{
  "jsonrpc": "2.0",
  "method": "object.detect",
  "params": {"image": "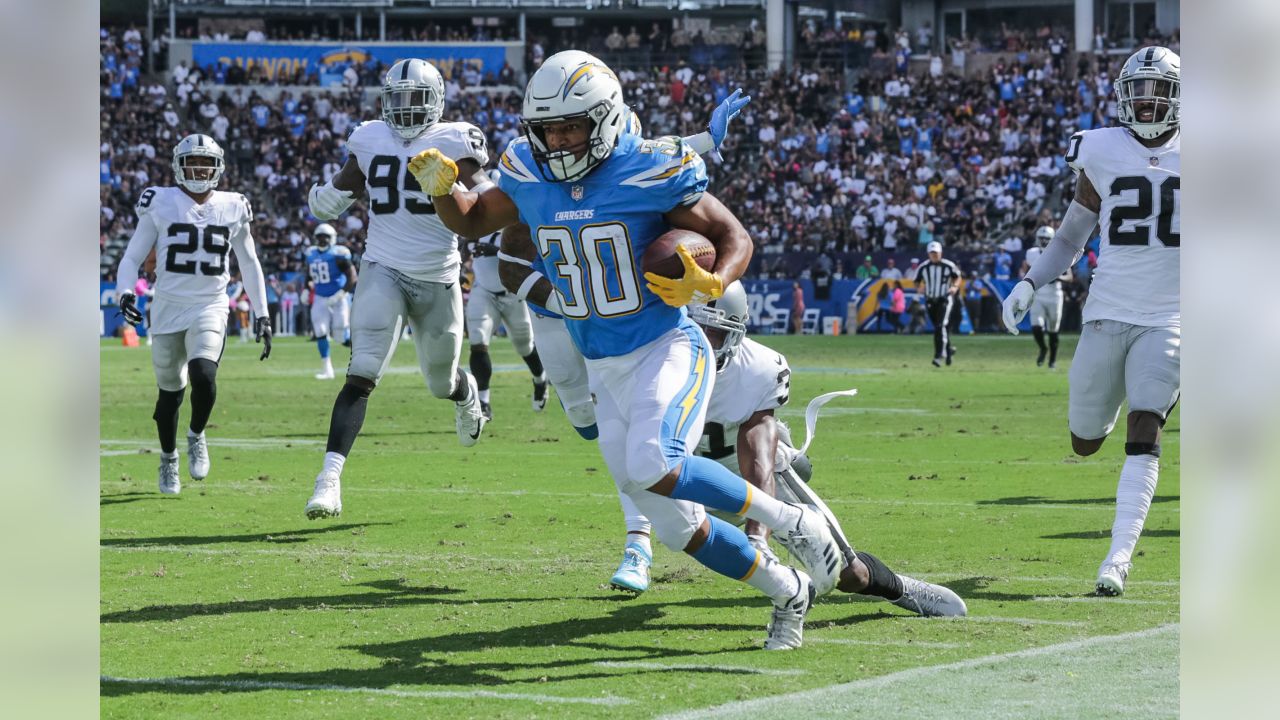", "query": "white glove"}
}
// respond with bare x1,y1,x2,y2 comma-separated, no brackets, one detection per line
1002,280,1035,336
308,182,355,221
325,289,348,308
